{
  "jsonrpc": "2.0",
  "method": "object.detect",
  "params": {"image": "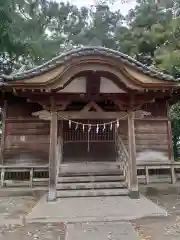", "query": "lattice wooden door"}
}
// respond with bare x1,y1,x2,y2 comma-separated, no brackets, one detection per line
63,119,116,162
